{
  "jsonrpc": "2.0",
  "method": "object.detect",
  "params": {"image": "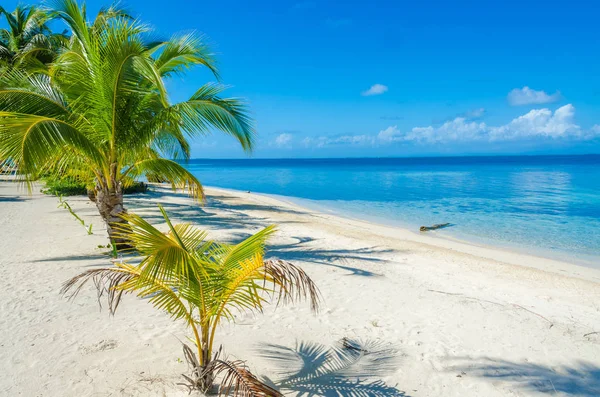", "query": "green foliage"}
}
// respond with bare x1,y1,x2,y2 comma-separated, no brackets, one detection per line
57,194,93,235
62,206,320,395
123,182,148,194
41,175,148,197
0,4,67,70
0,0,255,241
110,240,118,258
41,175,87,196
